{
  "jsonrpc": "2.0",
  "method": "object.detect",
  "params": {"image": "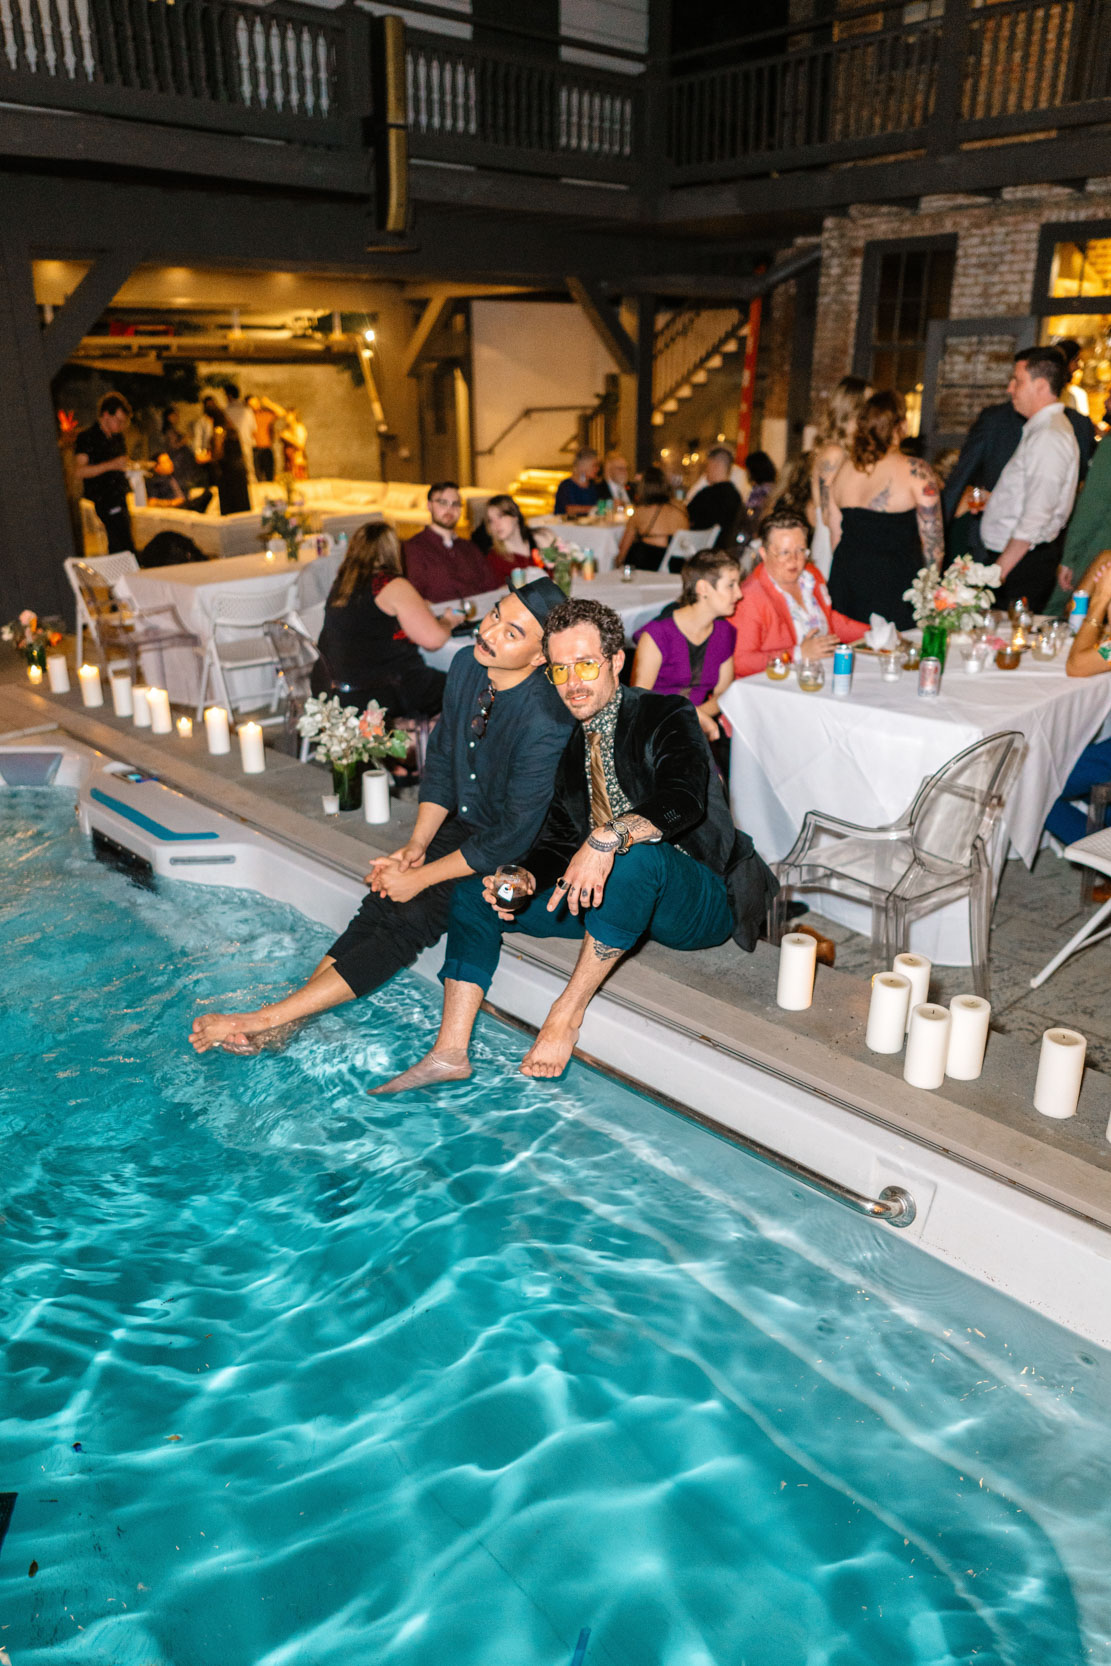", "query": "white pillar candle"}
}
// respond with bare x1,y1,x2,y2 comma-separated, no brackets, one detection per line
321,792,340,816
27,663,43,685
146,687,172,734
238,721,265,773
903,1002,951,1090
1034,1027,1086,1120
893,953,931,1033
946,995,992,1080
176,715,193,740
46,654,70,693
109,672,133,717
776,932,817,1010
362,767,391,825
204,705,230,754
865,972,911,1053
132,686,151,727
77,663,103,708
